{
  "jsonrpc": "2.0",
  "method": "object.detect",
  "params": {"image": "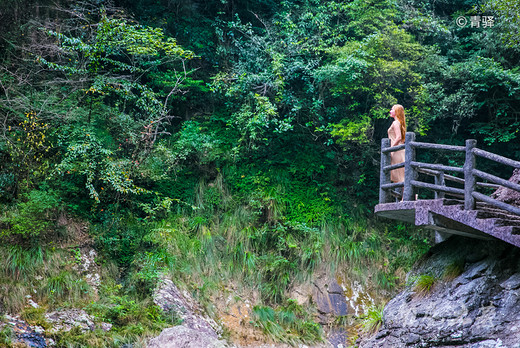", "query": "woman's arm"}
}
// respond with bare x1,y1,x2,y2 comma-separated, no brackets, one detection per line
391,121,402,147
